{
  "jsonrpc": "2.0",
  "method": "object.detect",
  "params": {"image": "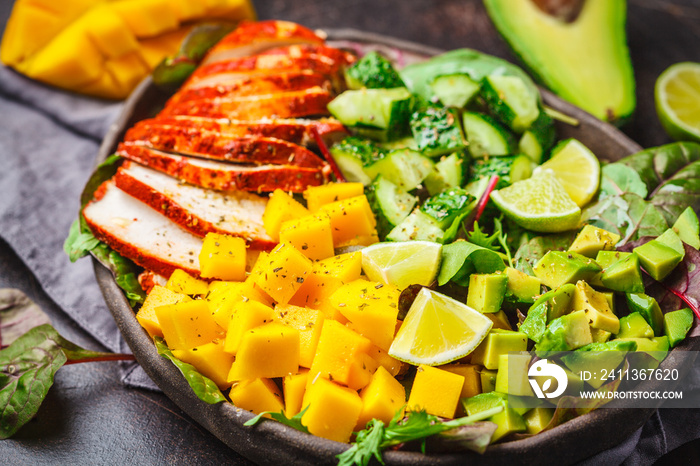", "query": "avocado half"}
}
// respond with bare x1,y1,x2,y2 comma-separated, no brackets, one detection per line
484,0,636,125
